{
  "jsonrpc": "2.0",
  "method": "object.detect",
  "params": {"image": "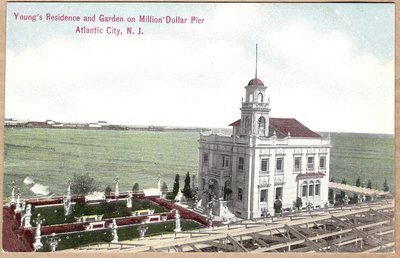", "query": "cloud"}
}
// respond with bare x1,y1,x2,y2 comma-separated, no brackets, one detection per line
5,5,394,134
263,20,394,134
